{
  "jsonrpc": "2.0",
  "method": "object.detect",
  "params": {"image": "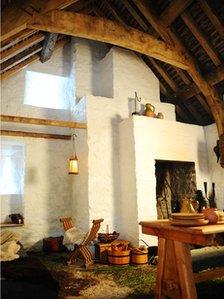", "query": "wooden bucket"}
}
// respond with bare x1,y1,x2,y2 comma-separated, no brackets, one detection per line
108,250,130,265
131,251,148,266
